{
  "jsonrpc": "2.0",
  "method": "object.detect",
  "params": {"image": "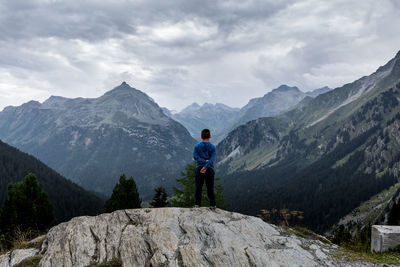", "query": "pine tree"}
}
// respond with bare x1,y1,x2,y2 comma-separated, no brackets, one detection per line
0,173,53,243
150,186,169,208
104,174,141,212
170,162,229,209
